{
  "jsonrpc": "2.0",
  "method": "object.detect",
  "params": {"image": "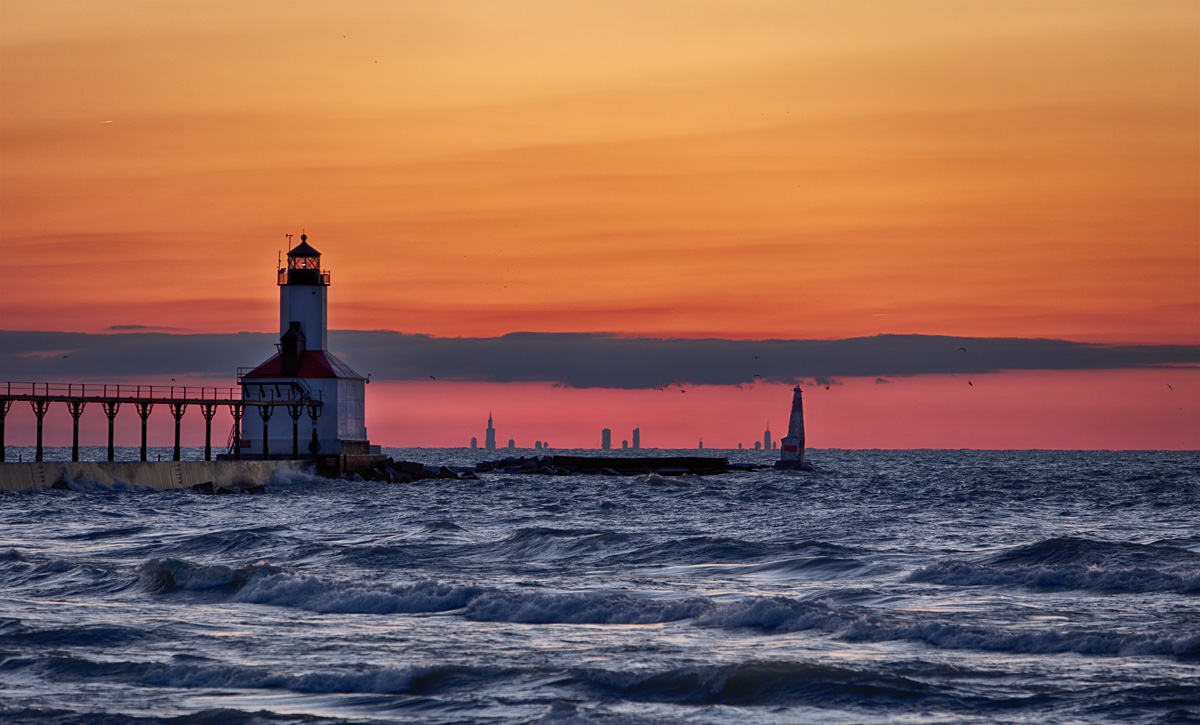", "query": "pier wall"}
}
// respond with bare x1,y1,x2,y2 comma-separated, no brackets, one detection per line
0,460,307,492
